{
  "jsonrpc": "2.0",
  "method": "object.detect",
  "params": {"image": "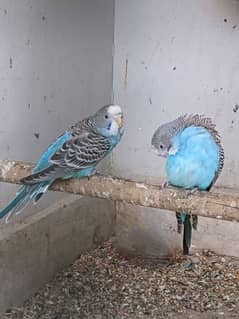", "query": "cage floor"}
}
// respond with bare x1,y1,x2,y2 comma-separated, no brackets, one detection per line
3,241,239,319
